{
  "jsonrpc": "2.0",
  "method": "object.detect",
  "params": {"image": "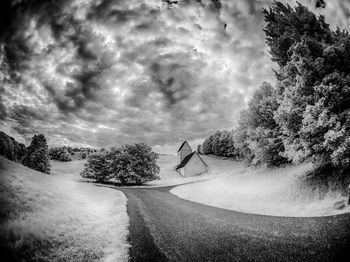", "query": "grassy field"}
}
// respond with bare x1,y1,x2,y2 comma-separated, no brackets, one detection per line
171,155,350,217
0,157,129,262
3,153,347,261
